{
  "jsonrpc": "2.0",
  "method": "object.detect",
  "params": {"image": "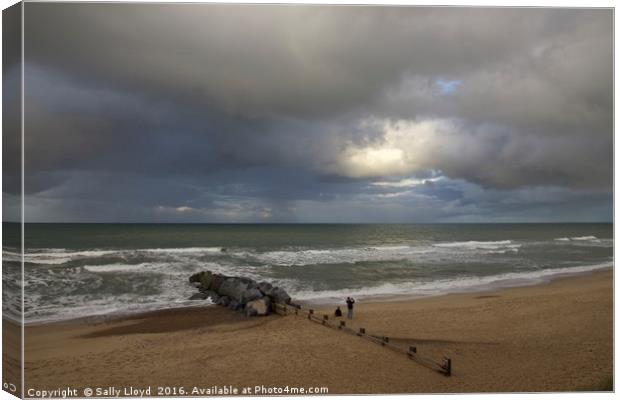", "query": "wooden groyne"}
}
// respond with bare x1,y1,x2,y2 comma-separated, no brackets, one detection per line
272,302,452,376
